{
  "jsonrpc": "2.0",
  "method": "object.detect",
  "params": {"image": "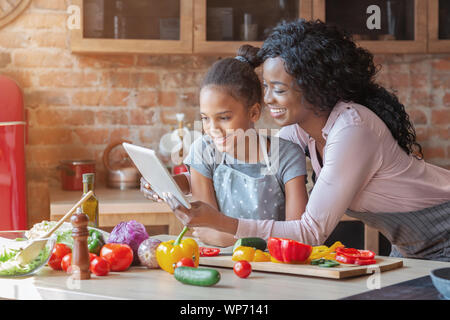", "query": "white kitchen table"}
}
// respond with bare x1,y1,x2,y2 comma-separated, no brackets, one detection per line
0,235,448,300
